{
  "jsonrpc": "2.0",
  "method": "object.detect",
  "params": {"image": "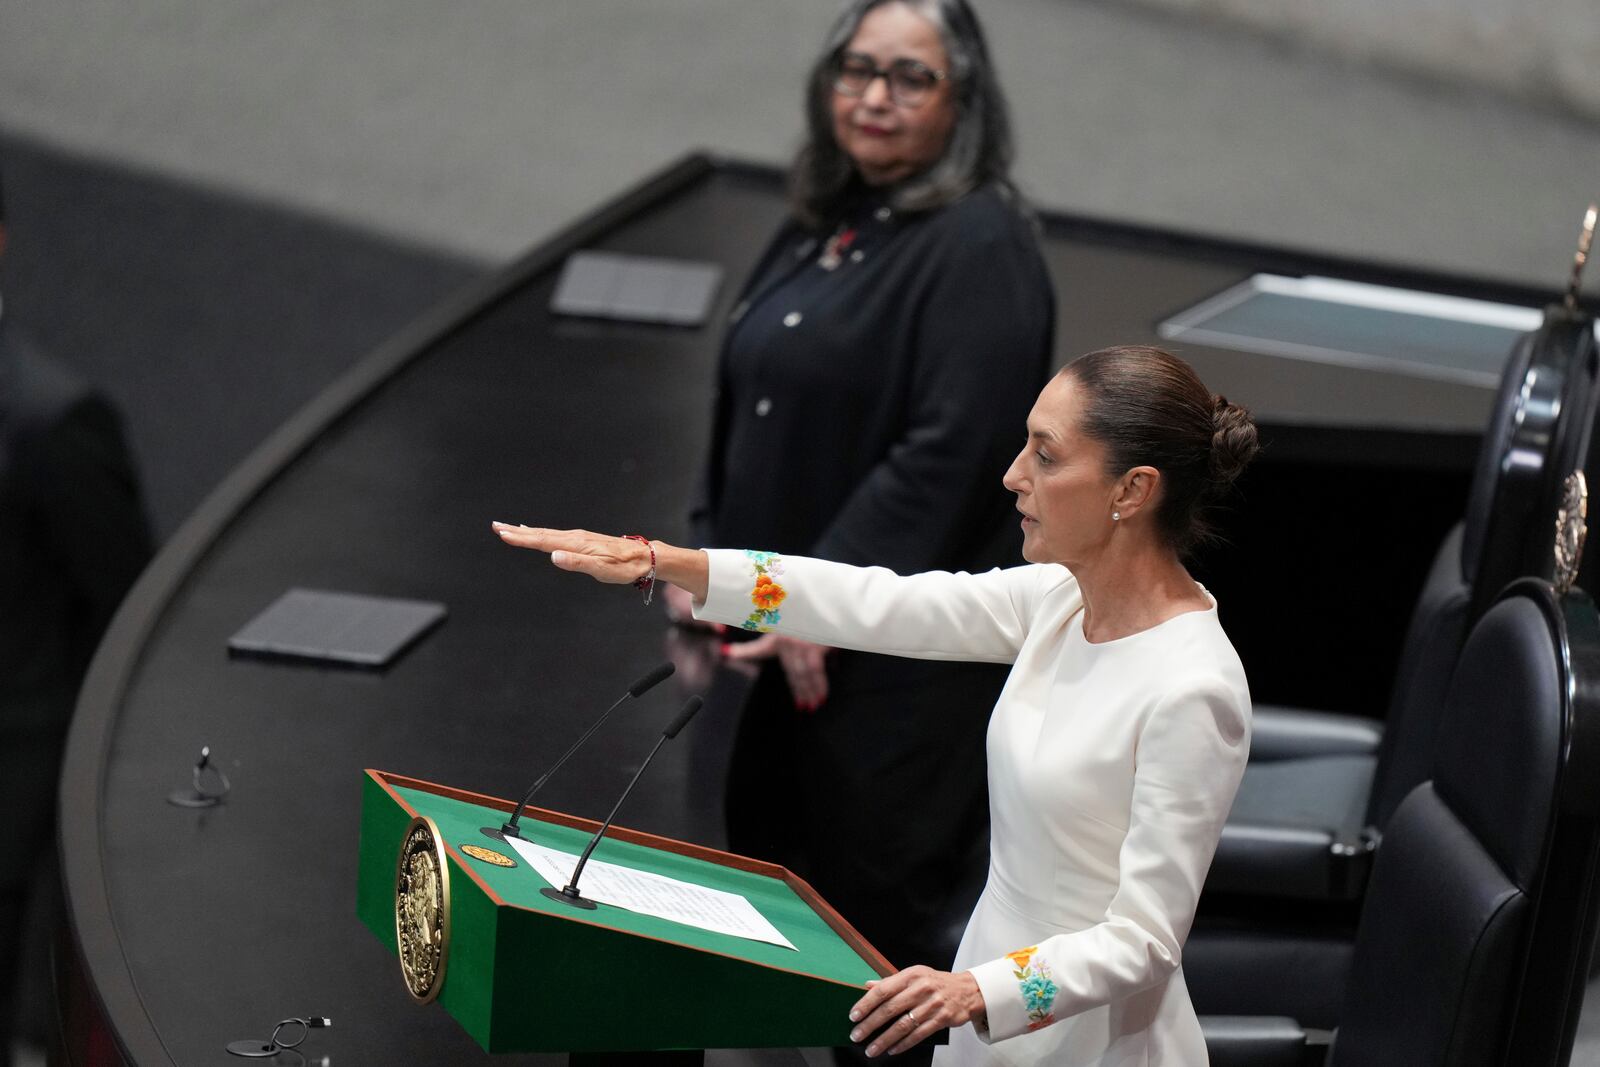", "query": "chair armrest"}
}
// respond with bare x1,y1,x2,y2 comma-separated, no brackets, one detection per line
1210,821,1377,901
1202,1016,1329,1067
1251,706,1383,761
